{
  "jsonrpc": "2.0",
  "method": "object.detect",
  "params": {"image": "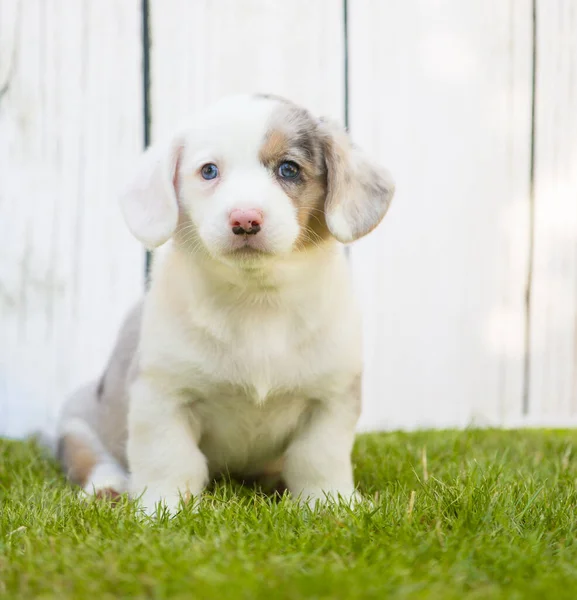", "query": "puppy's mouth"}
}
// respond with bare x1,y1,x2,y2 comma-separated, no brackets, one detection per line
224,234,273,256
